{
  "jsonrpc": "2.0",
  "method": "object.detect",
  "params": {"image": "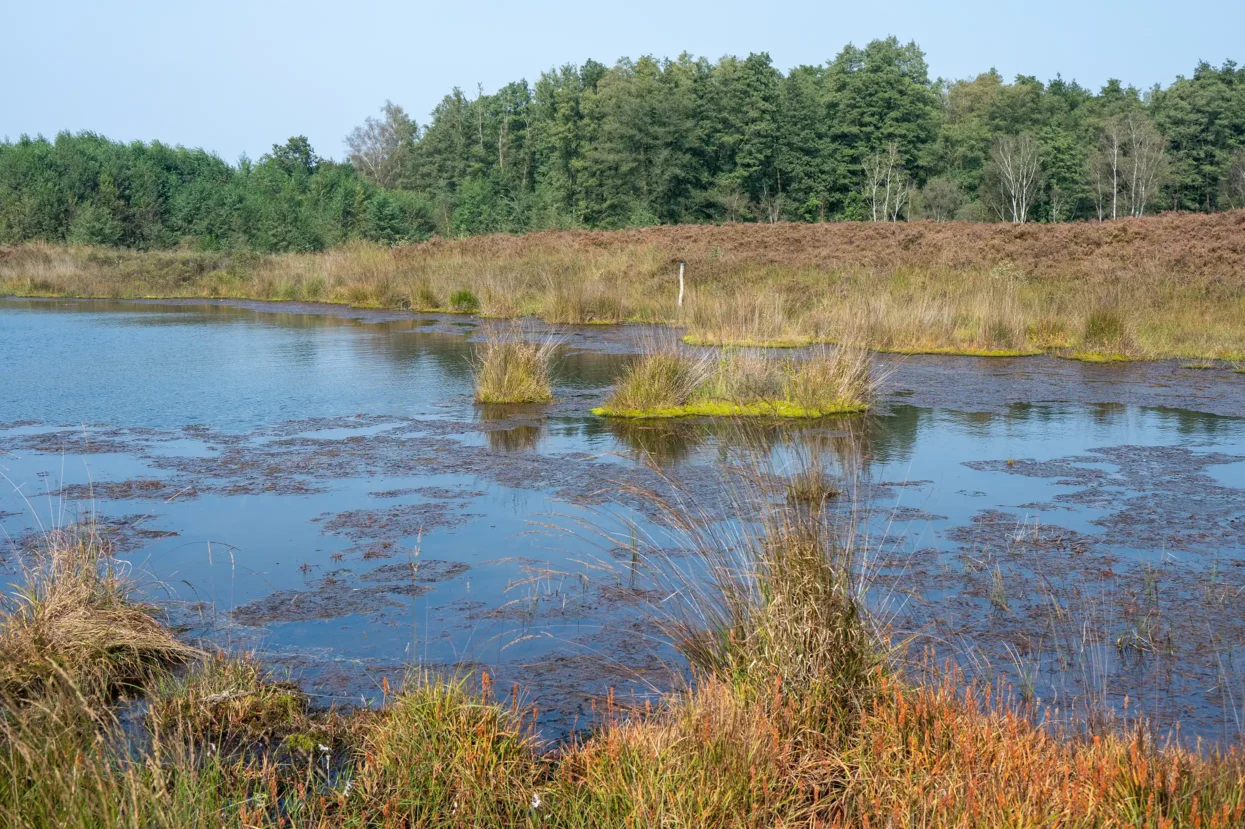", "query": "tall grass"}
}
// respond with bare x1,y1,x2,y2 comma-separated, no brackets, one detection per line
5,211,1245,359
2,499,1245,826
472,331,557,404
596,345,877,418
